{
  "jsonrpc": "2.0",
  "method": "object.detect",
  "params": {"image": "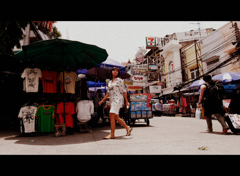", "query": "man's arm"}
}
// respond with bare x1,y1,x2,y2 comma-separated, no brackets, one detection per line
197,84,206,108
